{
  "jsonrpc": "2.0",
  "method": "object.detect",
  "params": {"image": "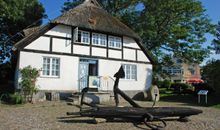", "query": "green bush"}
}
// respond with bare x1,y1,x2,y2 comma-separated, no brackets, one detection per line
171,83,192,94
202,60,220,93
9,93,24,104
162,80,172,89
